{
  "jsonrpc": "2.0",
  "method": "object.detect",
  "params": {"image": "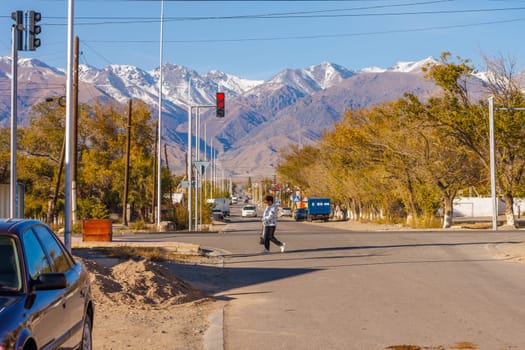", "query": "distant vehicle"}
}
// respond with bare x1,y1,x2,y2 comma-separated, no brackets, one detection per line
206,198,230,217
0,219,94,350
294,208,308,221
231,197,238,204
307,198,331,222
241,205,257,217
279,207,292,217
211,209,224,221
